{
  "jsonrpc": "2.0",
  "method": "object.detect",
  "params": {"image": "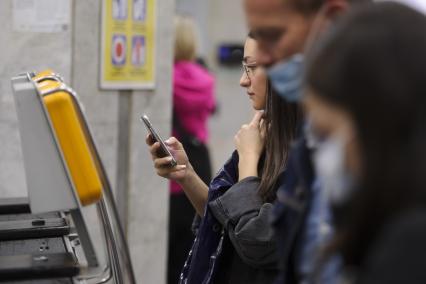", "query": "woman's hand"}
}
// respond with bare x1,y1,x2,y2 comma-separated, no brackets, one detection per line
234,111,265,180
146,135,209,216
146,135,192,183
